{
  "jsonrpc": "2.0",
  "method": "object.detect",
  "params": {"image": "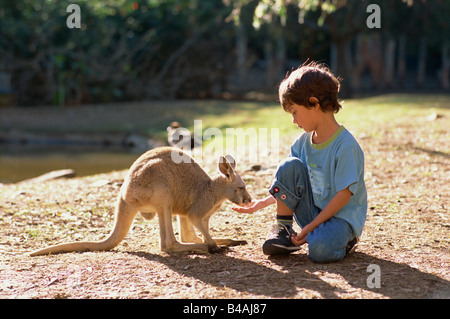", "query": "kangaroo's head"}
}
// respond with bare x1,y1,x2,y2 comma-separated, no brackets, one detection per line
218,155,252,206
